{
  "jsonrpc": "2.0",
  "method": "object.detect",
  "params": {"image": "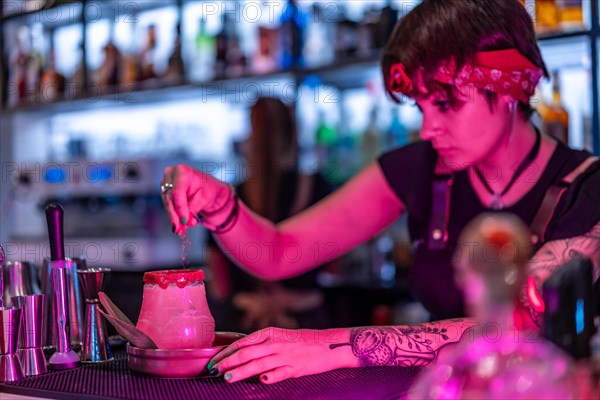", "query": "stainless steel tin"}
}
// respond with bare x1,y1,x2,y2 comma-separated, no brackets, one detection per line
127,332,245,378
